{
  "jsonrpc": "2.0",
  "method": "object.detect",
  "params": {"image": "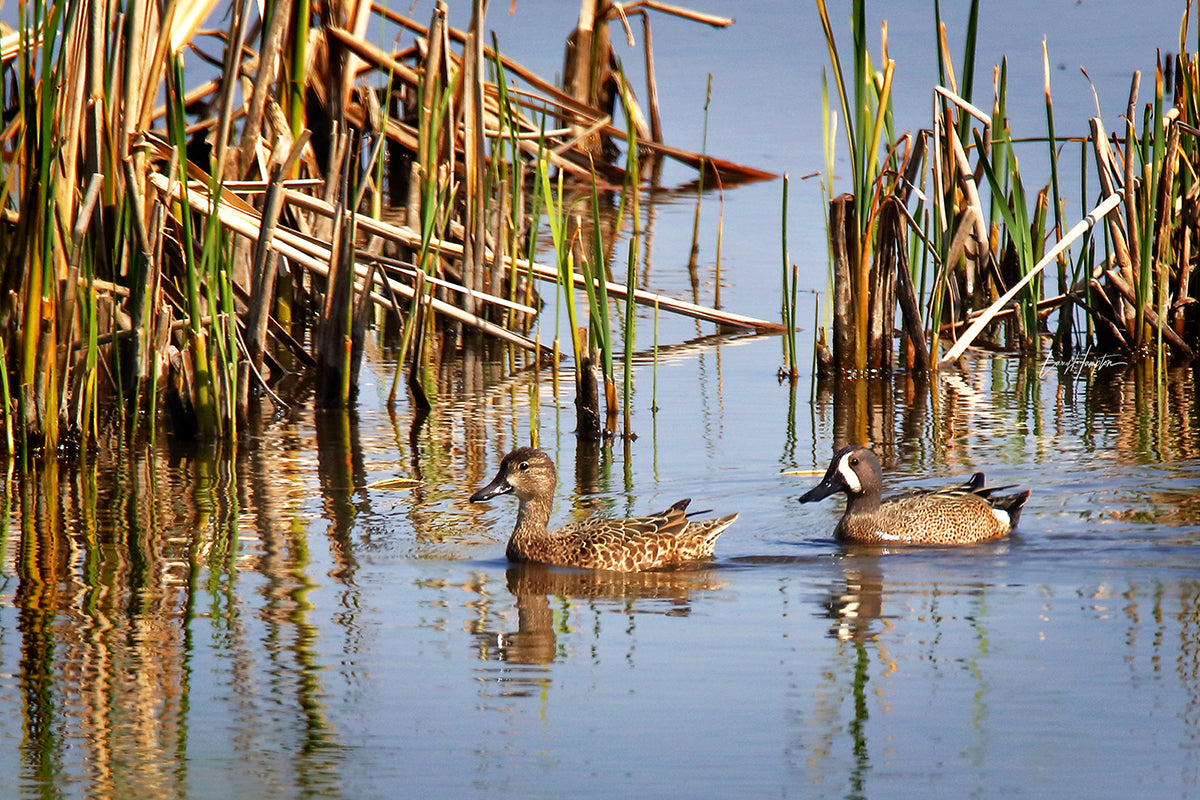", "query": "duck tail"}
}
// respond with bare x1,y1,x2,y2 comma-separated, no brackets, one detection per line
683,512,739,554
706,512,740,543
992,489,1031,528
